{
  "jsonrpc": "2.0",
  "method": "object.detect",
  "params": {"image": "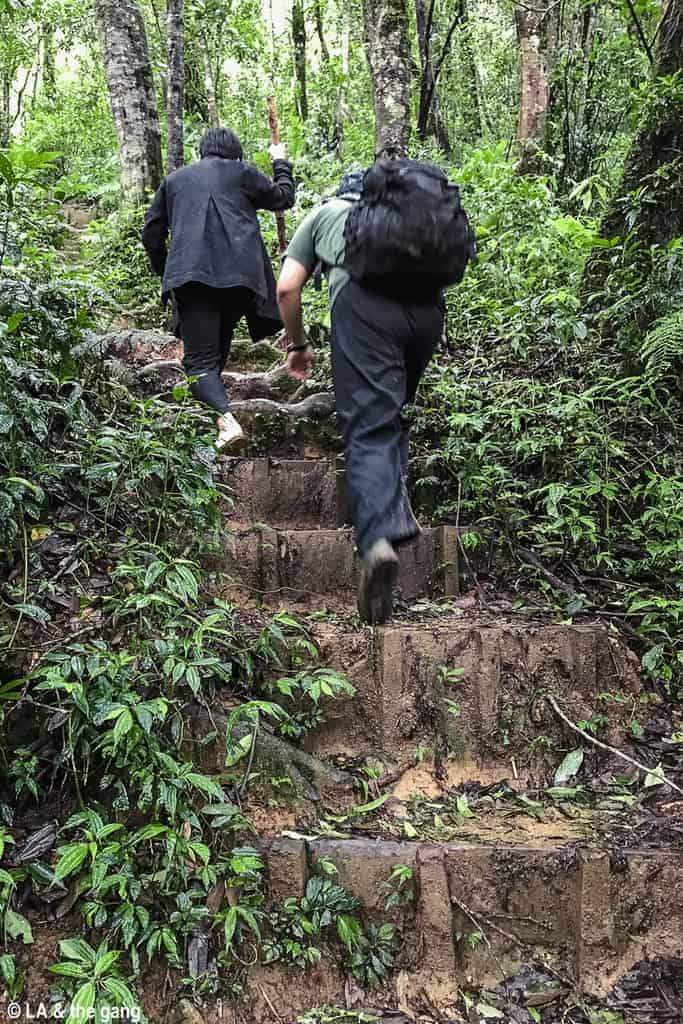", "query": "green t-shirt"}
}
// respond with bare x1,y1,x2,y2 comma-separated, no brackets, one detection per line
285,198,352,308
